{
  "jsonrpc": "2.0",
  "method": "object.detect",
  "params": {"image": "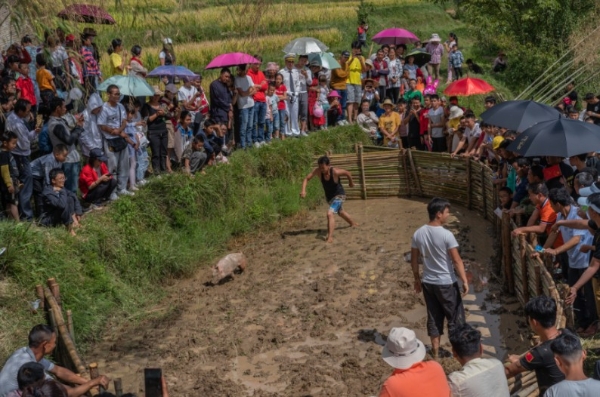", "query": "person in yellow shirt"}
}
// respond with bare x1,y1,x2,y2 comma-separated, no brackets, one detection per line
378,98,401,148
346,41,367,123
108,38,128,77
